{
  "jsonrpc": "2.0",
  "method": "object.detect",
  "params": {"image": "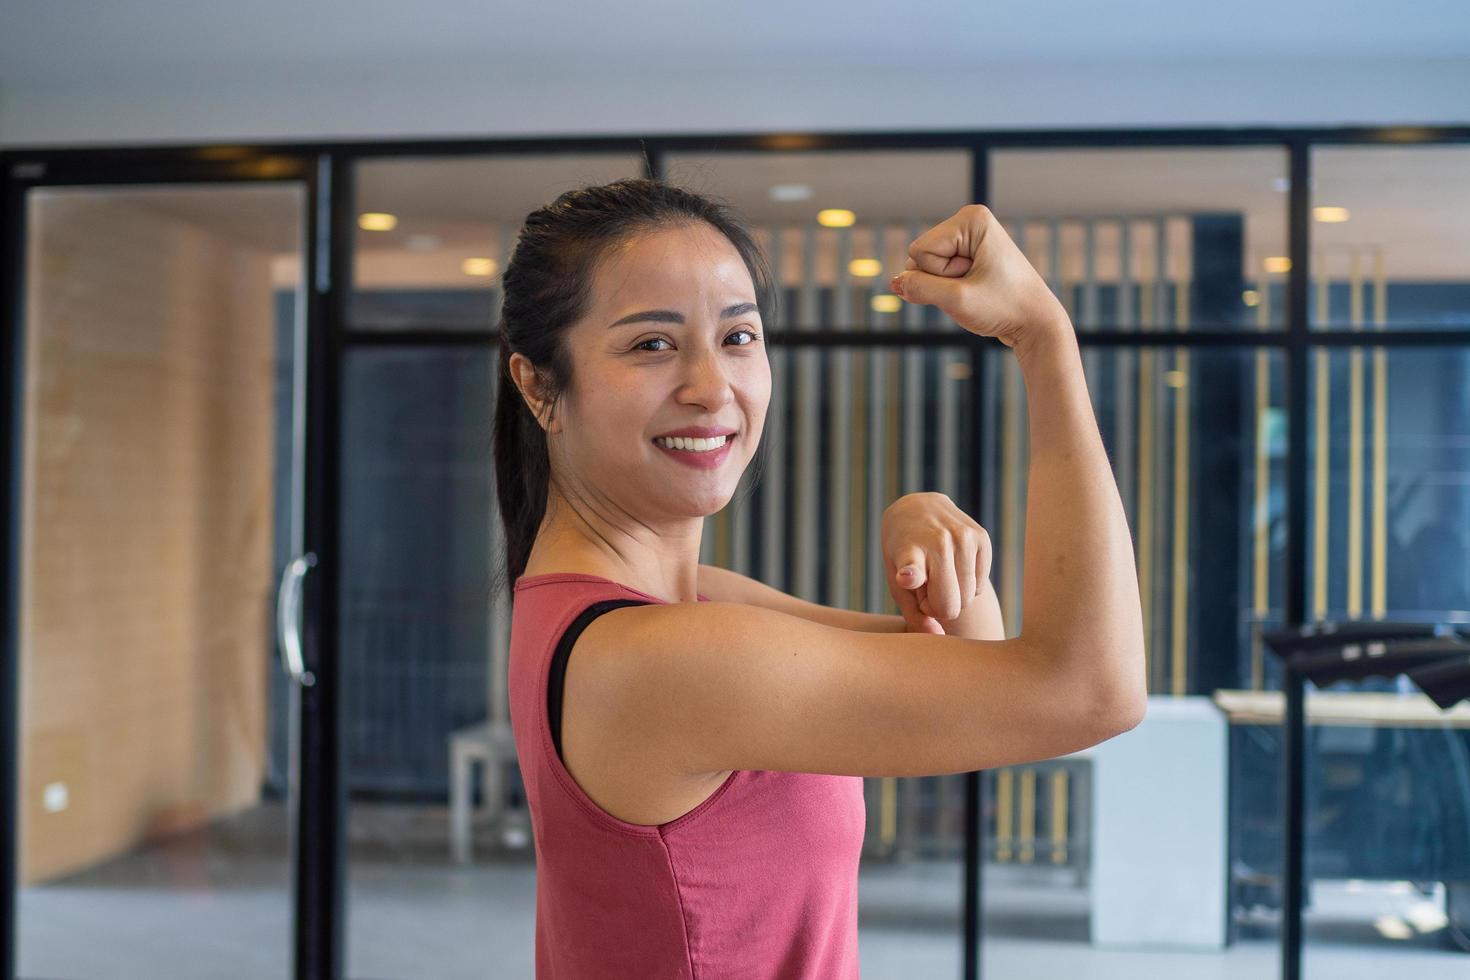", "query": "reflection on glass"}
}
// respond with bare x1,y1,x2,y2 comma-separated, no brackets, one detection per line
351,154,644,330
1311,146,1470,331
991,148,1289,331
17,184,305,978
